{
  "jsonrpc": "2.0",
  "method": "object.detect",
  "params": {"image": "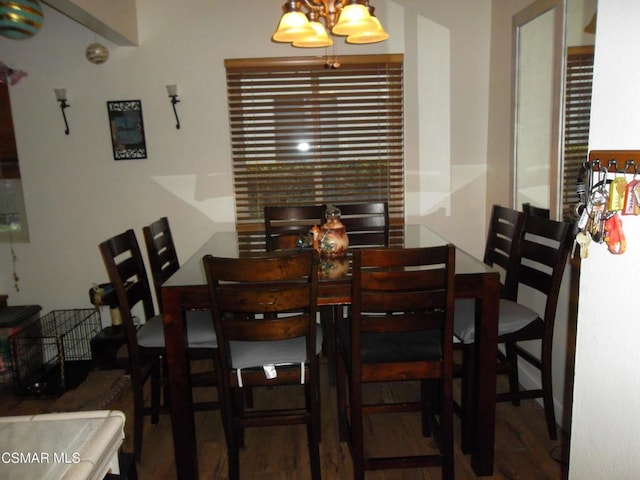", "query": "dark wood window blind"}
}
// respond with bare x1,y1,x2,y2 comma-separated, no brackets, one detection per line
562,46,594,221
225,54,404,252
